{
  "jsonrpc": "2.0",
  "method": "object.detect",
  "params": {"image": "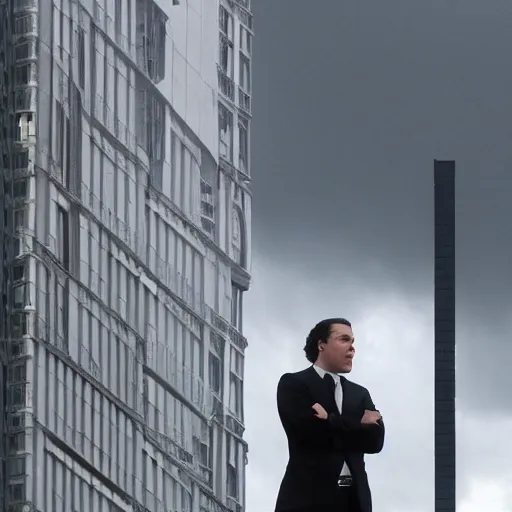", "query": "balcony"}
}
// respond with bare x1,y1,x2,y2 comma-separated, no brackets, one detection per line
238,155,249,178
14,113,36,145
234,0,250,10
14,40,37,63
237,8,253,30
200,492,231,512
218,67,235,101
13,87,36,113
238,87,251,116
13,13,38,40
13,0,37,13
227,497,243,512
226,412,245,438
206,307,248,351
